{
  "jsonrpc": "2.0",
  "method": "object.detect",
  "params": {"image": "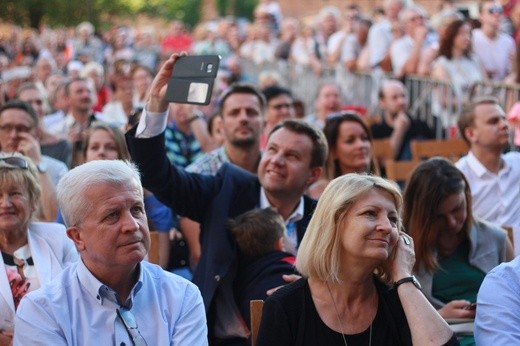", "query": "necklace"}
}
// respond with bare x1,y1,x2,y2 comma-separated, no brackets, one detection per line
326,282,372,346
